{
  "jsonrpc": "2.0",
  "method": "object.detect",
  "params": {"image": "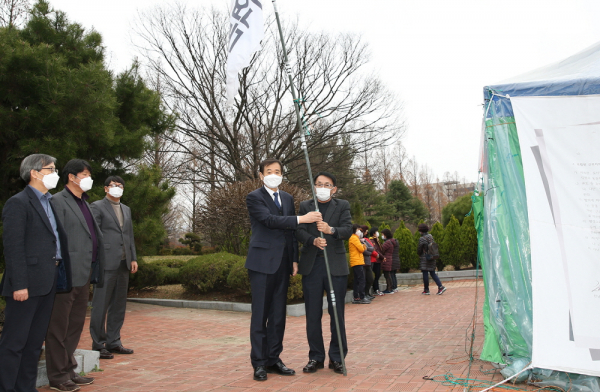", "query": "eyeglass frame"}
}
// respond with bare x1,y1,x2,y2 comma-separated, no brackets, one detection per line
39,167,58,174
314,183,335,189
